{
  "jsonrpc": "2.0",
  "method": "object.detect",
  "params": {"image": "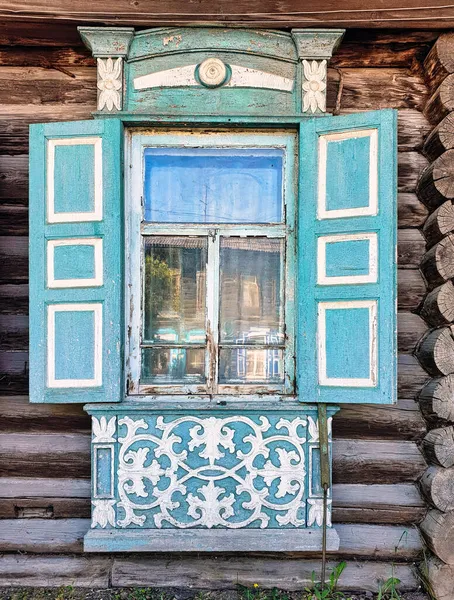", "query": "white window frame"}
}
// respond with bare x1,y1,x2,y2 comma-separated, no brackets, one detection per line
126,129,296,398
